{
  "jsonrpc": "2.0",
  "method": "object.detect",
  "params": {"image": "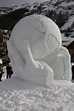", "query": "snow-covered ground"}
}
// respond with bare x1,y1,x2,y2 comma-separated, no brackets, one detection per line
0,77,74,111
